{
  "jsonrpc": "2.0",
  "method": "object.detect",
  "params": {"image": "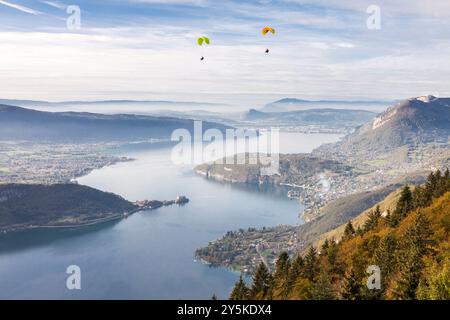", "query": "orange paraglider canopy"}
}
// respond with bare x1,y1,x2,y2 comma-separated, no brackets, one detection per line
262,26,275,35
